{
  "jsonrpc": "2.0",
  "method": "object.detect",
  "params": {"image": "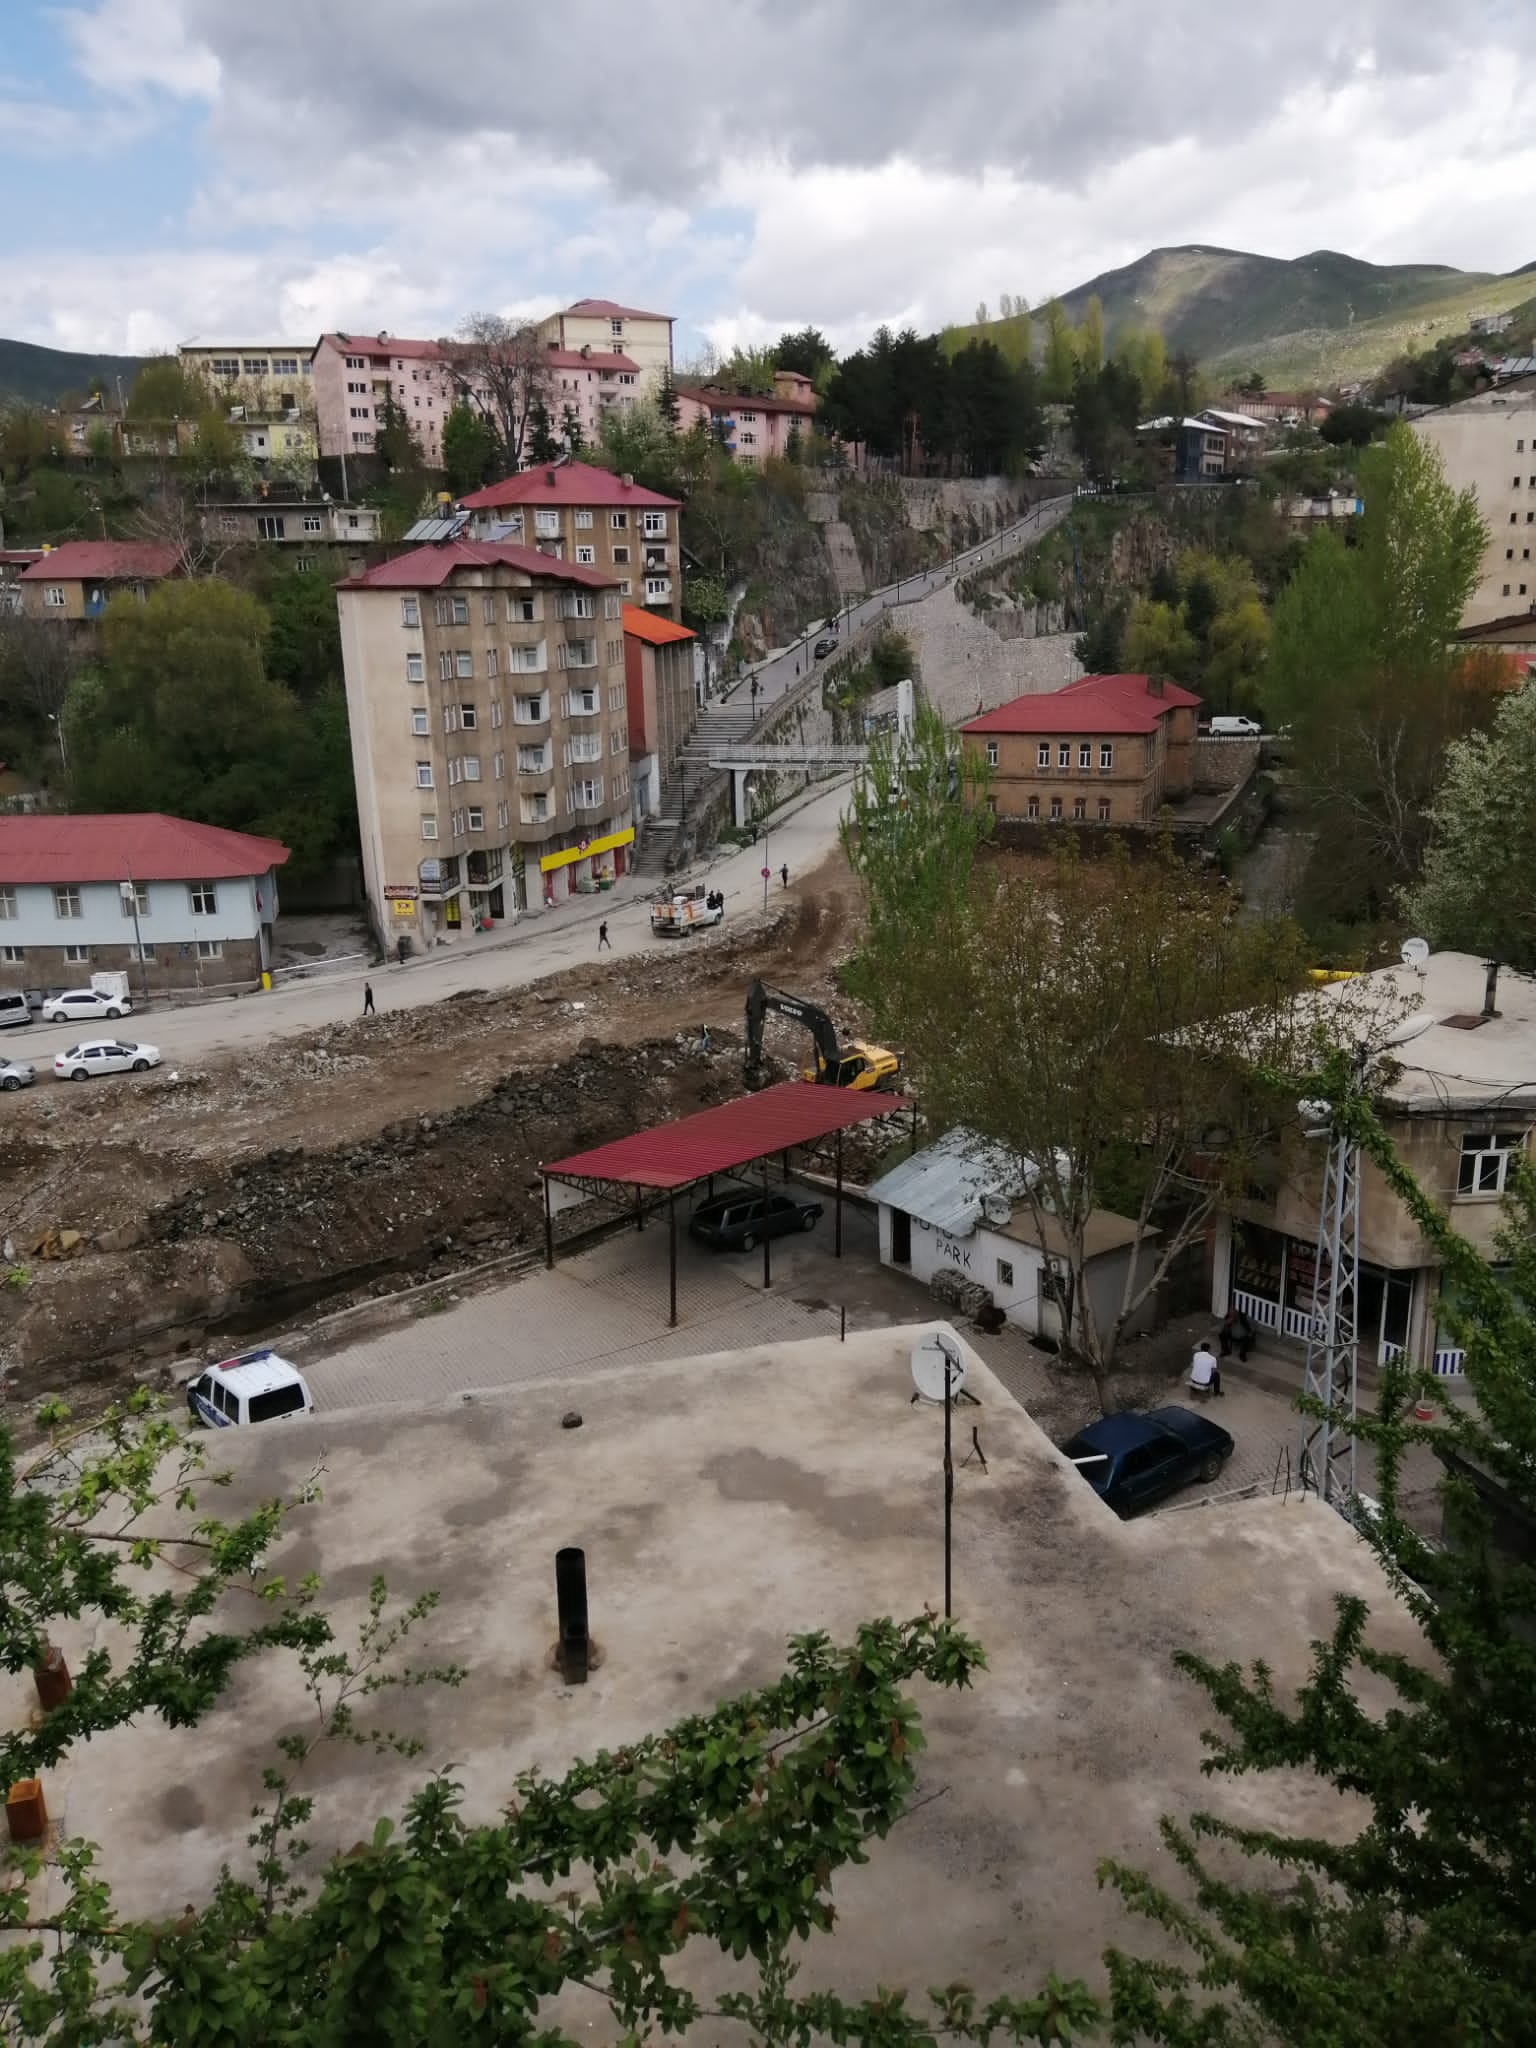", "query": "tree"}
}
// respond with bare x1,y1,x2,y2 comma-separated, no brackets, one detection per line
714,343,779,394
1403,680,1536,972
1069,359,1141,482
772,326,835,380
1267,423,1493,916
1103,1075,1536,2042
655,365,682,431
1320,400,1388,447
1121,597,1199,684
1040,300,1078,402
265,566,344,696
373,394,426,477
1076,295,1105,373
595,399,680,496
126,356,200,420
843,725,1320,1407
1234,369,1266,396
440,400,496,494
1073,595,1128,673
455,312,553,471
784,419,803,463
560,402,584,455
524,395,560,467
